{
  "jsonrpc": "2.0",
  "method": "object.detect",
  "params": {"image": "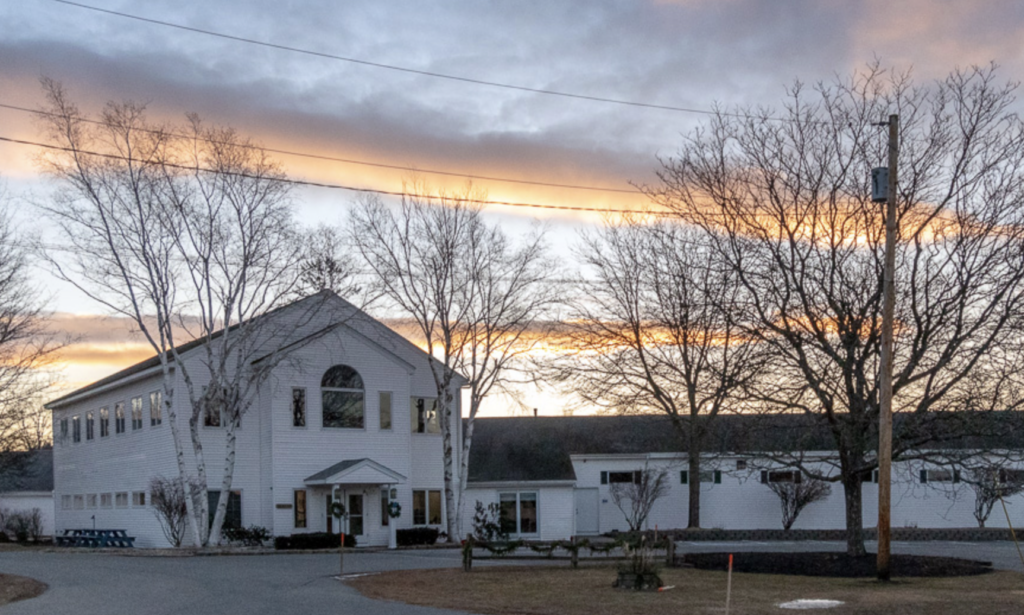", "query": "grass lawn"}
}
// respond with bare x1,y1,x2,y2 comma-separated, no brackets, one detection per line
0,573,46,606
348,565,1024,615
